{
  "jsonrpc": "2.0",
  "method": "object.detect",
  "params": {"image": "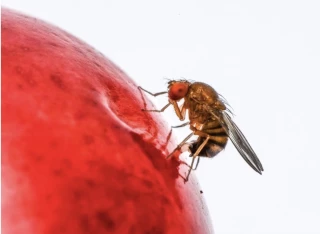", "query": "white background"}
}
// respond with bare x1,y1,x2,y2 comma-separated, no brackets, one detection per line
2,1,320,233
